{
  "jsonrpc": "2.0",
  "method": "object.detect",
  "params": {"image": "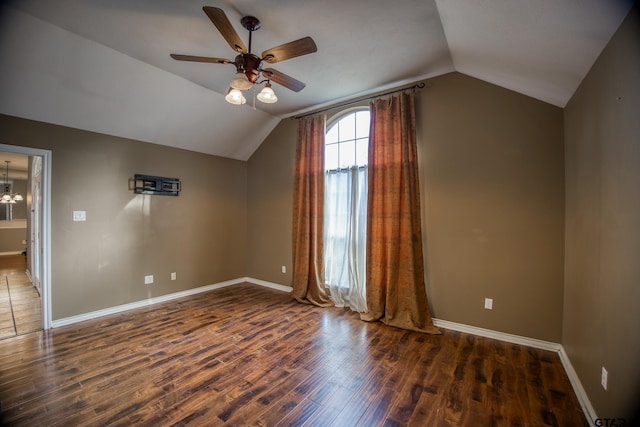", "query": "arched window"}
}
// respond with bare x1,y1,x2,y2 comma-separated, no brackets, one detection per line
324,109,370,312
325,109,370,170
